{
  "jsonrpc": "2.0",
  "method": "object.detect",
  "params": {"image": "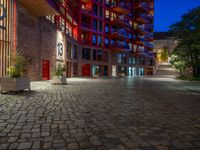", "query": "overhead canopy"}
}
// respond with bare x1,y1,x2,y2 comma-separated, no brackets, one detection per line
18,0,59,16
